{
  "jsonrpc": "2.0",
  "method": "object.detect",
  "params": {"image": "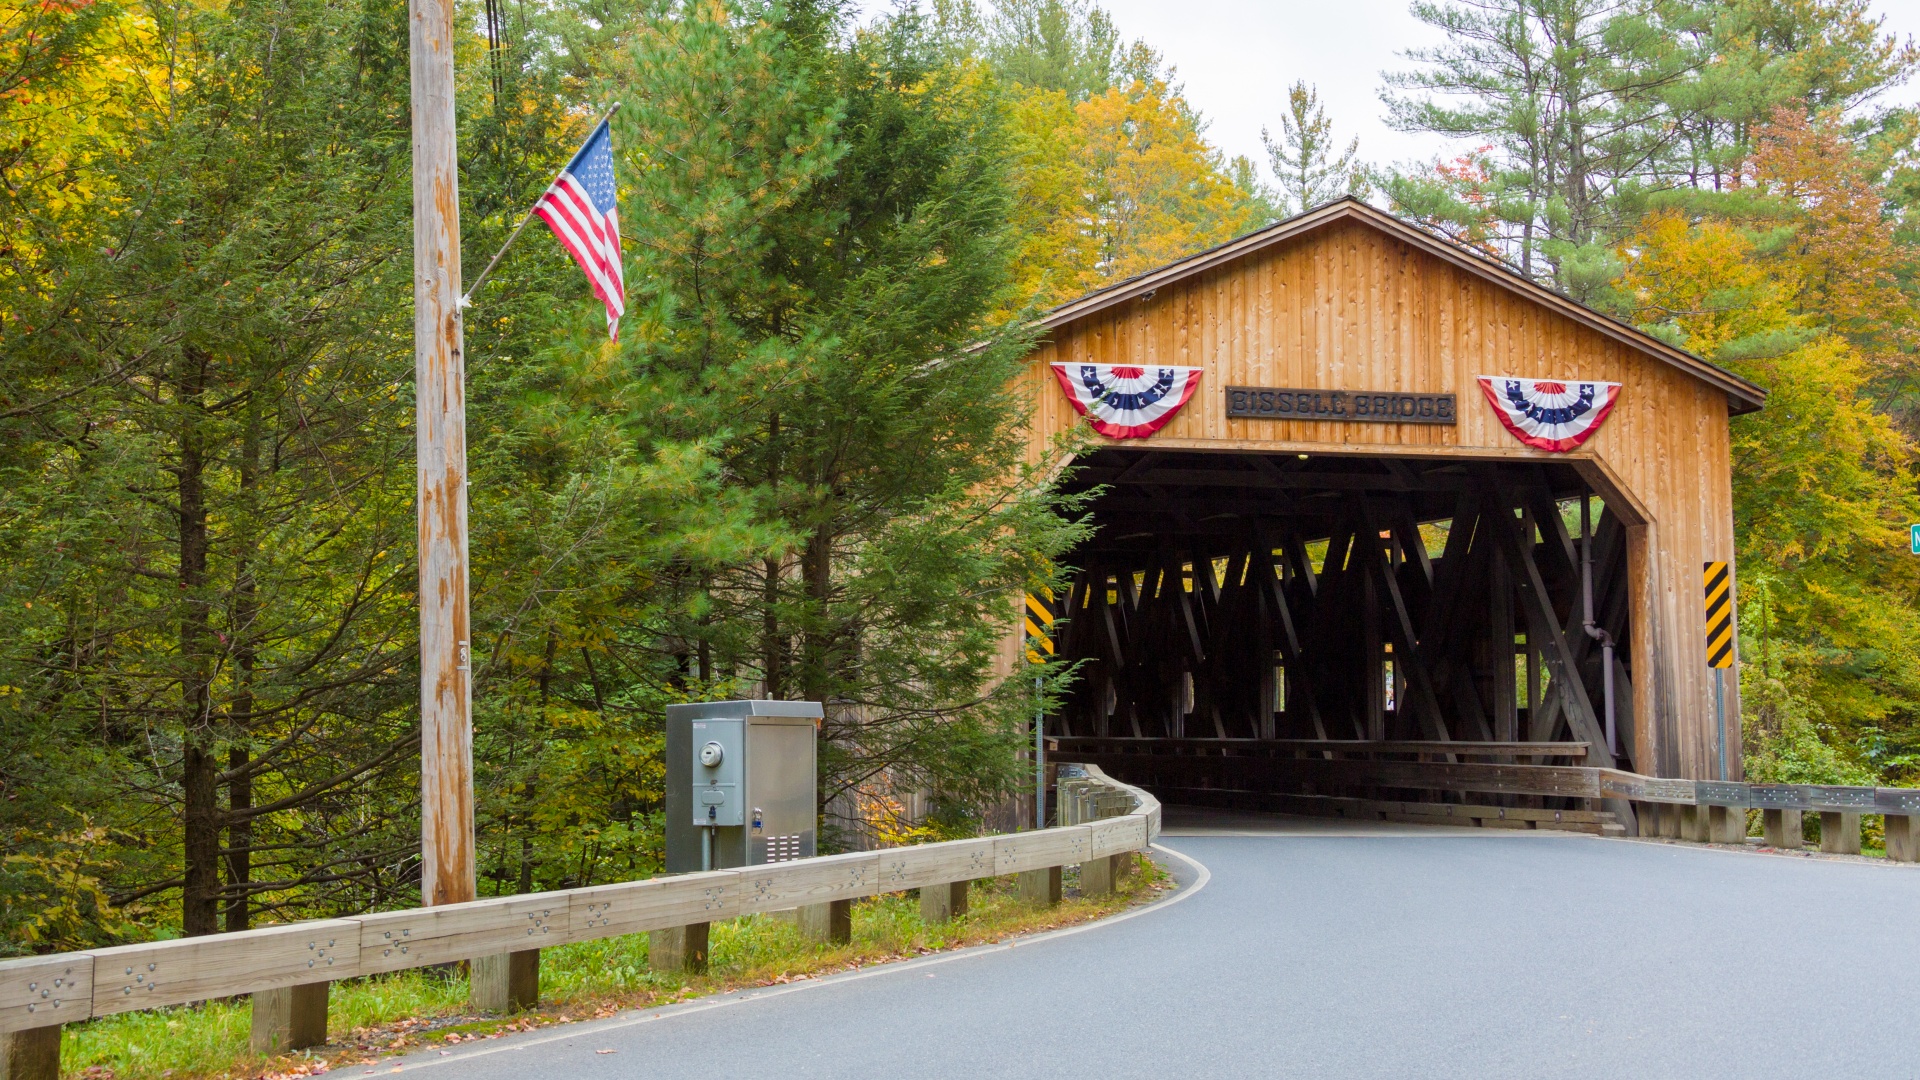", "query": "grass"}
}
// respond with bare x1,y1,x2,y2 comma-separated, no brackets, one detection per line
62,857,1169,1080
